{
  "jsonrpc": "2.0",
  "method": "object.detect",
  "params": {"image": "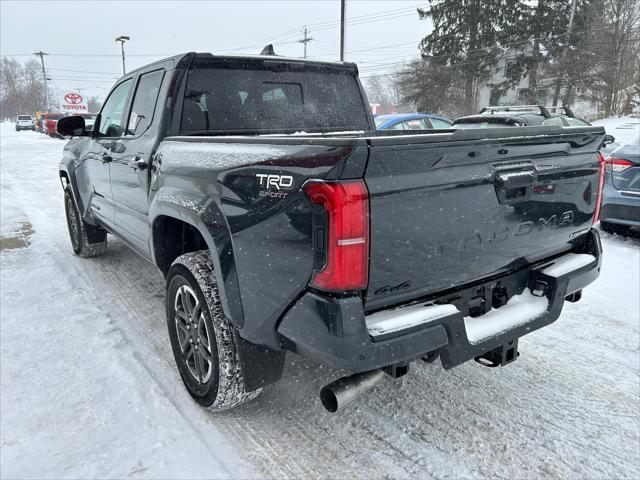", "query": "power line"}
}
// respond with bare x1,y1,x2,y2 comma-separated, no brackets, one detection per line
315,11,419,33
305,4,425,30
